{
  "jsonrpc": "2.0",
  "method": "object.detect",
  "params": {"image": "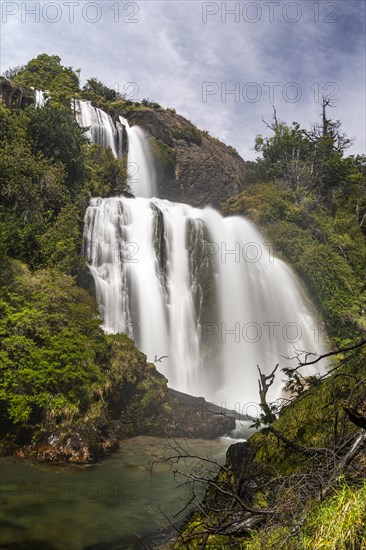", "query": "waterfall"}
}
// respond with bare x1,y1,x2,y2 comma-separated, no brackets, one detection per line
35,97,123,157
35,90,48,108
119,116,157,198
81,101,326,410
84,196,326,409
72,99,121,158
69,101,156,197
